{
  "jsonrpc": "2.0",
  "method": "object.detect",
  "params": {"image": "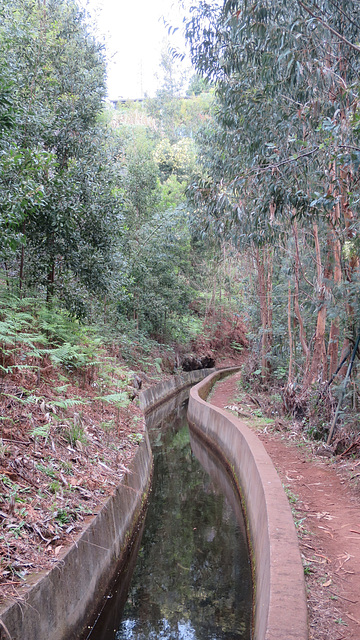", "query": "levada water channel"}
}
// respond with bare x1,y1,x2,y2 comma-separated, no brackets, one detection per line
85,390,253,640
